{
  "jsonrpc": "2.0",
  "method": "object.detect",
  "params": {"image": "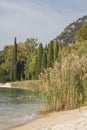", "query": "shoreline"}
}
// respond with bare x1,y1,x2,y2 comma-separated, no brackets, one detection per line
0,83,27,89
7,114,41,130
9,107,87,130
0,83,12,88
0,84,87,129
9,117,41,130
